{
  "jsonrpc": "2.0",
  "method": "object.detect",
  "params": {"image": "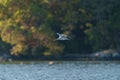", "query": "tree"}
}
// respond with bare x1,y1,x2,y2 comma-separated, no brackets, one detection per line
0,0,120,59
0,0,64,56
84,0,120,51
